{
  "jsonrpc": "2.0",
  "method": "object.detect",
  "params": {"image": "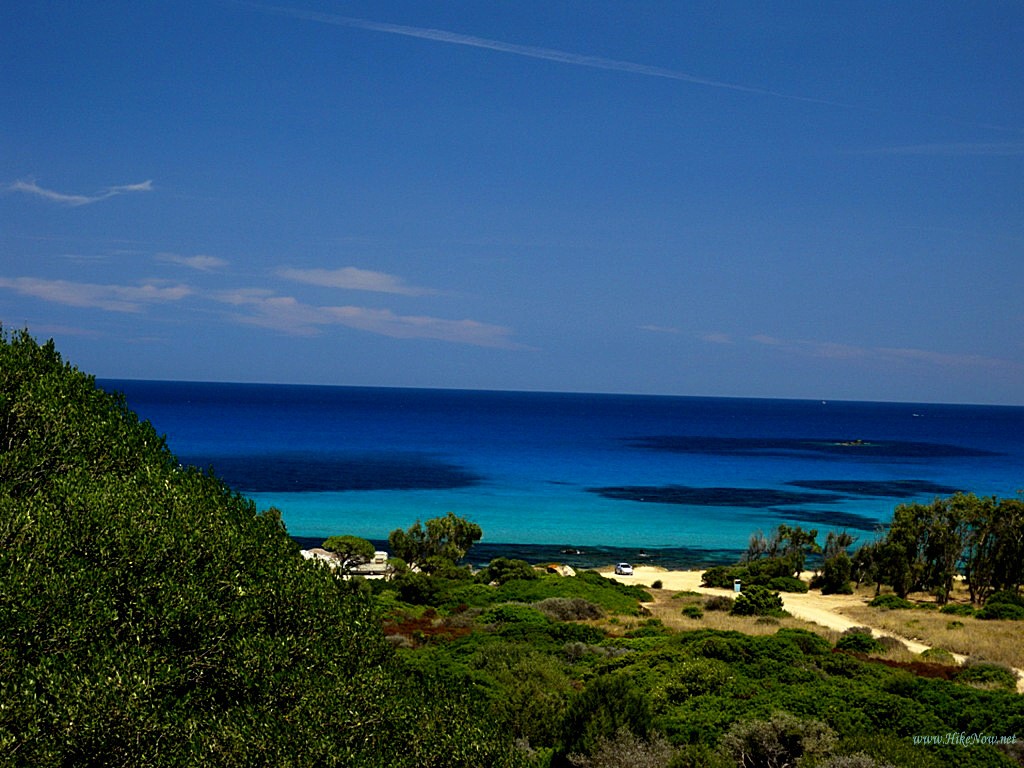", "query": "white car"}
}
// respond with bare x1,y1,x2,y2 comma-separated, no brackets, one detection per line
614,562,634,575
